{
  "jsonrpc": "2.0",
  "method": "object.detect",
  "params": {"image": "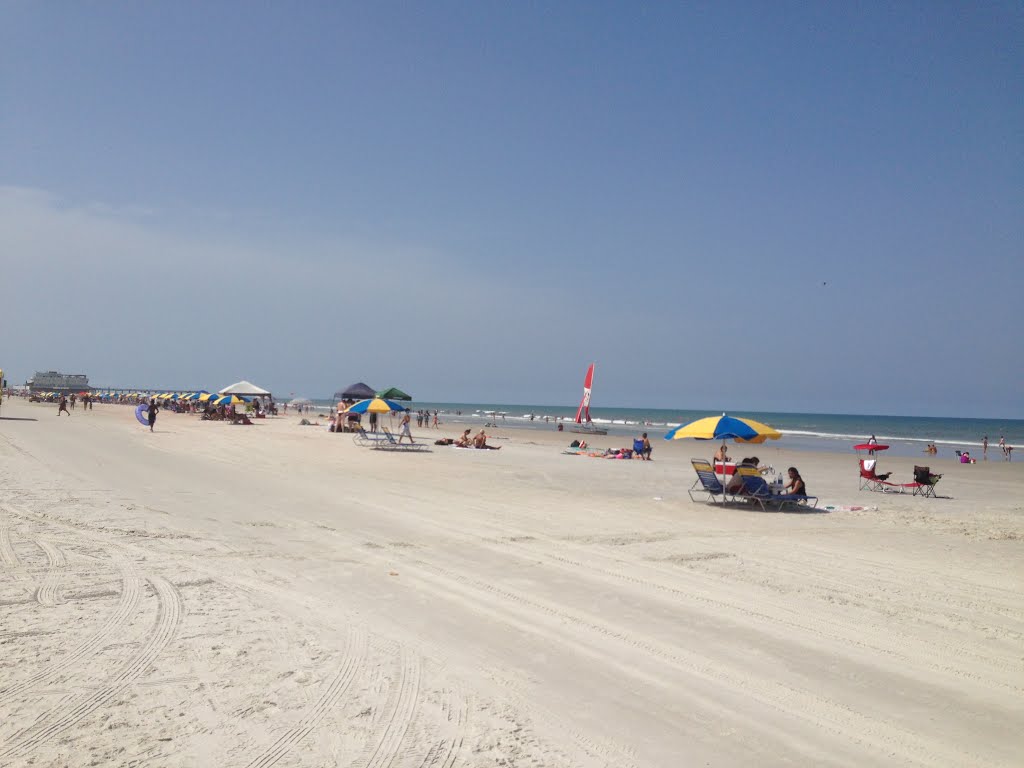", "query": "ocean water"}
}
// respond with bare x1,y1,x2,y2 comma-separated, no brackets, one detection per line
302,400,1023,459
